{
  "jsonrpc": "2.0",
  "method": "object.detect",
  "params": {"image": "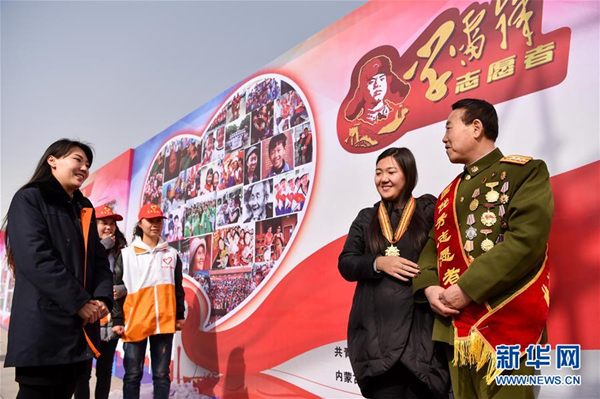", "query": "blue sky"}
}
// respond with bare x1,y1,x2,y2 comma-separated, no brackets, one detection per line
0,0,364,214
